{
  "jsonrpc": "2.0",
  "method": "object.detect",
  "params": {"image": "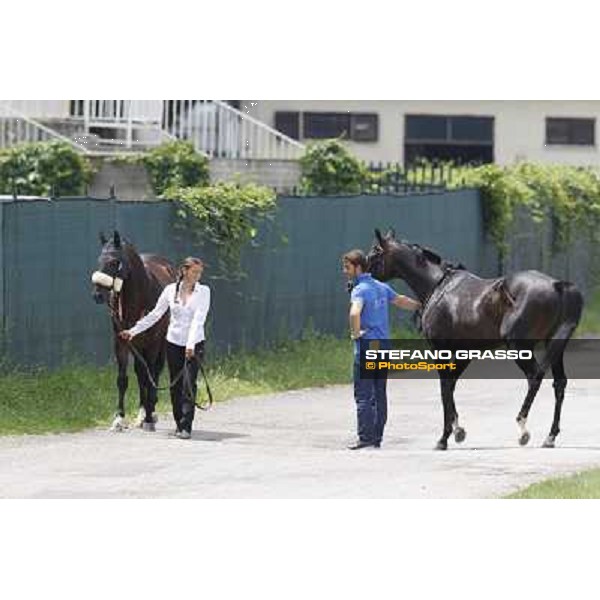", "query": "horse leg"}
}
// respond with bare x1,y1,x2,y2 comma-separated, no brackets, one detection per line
146,353,163,426
132,356,146,428
543,356,567,448
435,360,470,450
149,344,167,422
134,356,155,432
111,341,129,432
450,360,470,444
539,321,577,448
513,352,544,446
436,376,456,451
